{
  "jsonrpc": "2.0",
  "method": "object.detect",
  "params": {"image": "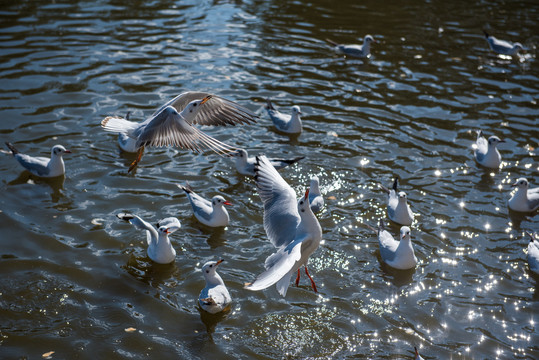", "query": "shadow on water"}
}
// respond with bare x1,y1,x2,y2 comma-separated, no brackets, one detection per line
7,171,66,203
197,304,231,336
122,254,180,287
379,261,416,287
508,209,537,231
